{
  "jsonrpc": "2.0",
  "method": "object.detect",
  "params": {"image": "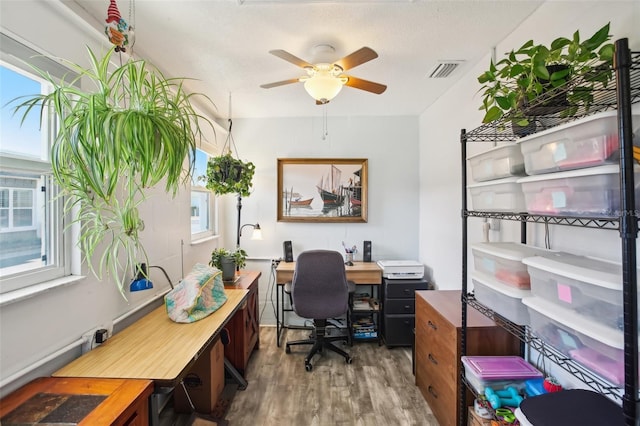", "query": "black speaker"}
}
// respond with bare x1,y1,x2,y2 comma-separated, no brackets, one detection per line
283,241,293,262
363,240,372,262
